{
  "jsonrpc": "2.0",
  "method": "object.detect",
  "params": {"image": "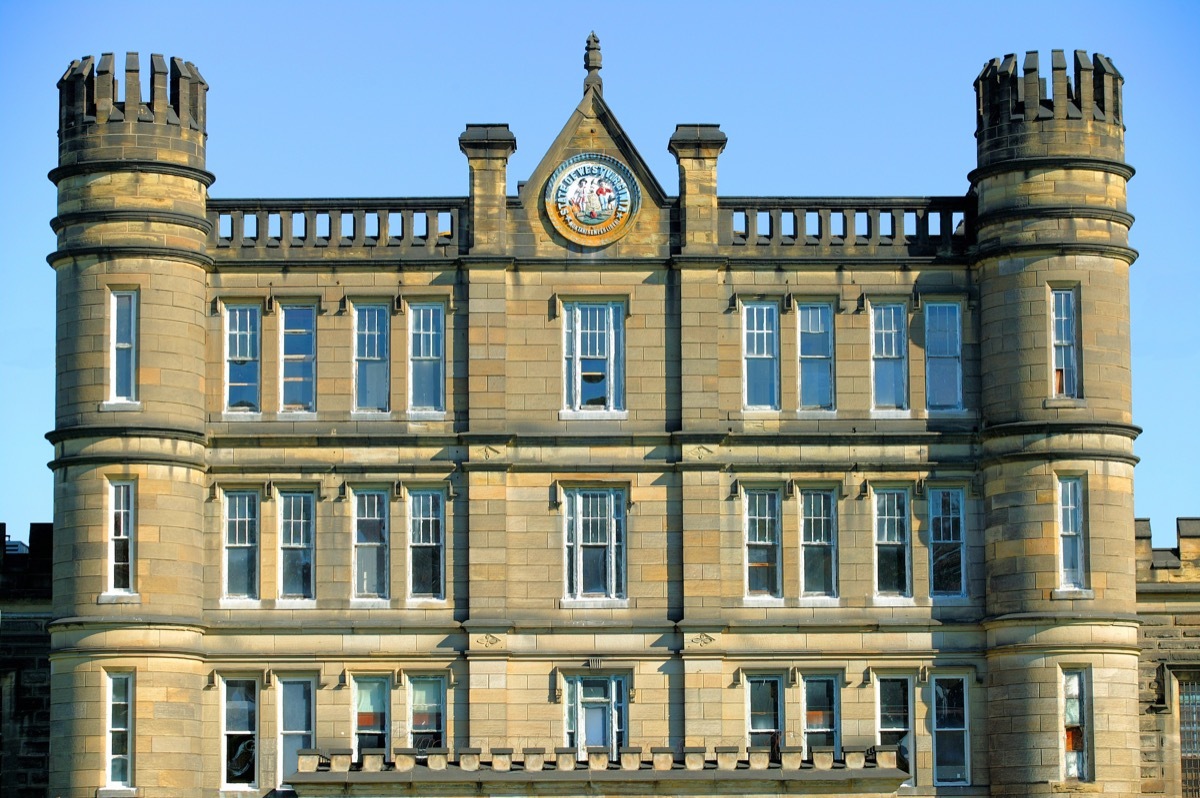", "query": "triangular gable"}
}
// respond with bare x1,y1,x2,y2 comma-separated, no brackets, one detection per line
517,86,669,210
